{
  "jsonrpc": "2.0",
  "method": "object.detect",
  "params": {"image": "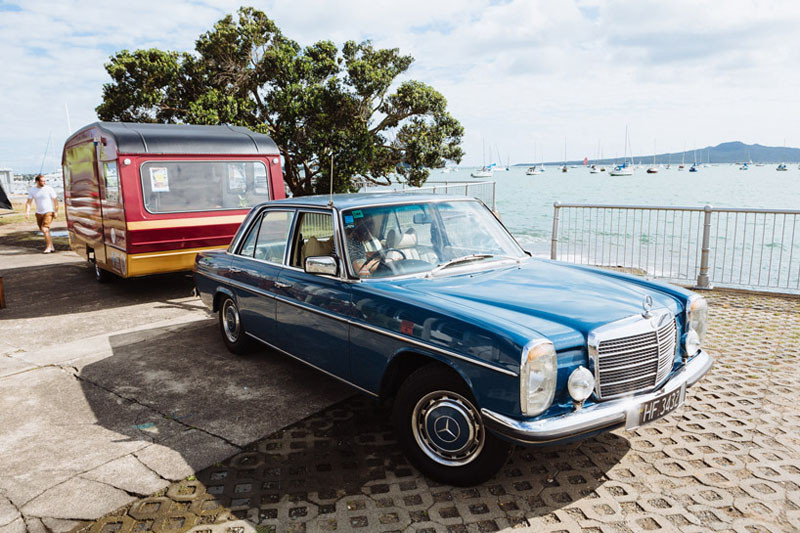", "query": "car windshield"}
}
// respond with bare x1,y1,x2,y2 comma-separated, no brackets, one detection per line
341,200,525,279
